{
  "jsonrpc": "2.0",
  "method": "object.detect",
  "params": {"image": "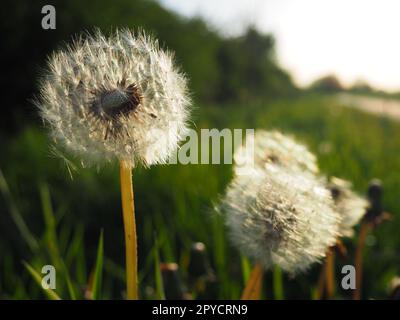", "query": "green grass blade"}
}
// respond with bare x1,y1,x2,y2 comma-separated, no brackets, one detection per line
65,224,87,285
63,263,77,300
91,230,104,300
39,182,80,298
153,235,165,300
39,183,61,267
0,169,39,252
273,265,284,300
23,261,61,300
241,256,251,285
